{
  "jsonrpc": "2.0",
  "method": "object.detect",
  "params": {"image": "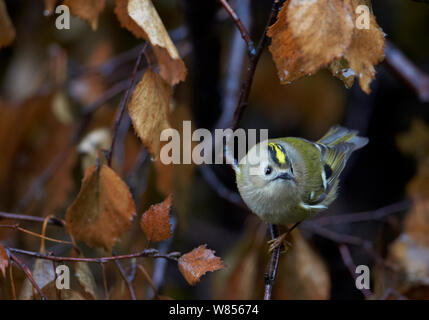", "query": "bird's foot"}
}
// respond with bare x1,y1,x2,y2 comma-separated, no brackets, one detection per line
268,233,292,254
